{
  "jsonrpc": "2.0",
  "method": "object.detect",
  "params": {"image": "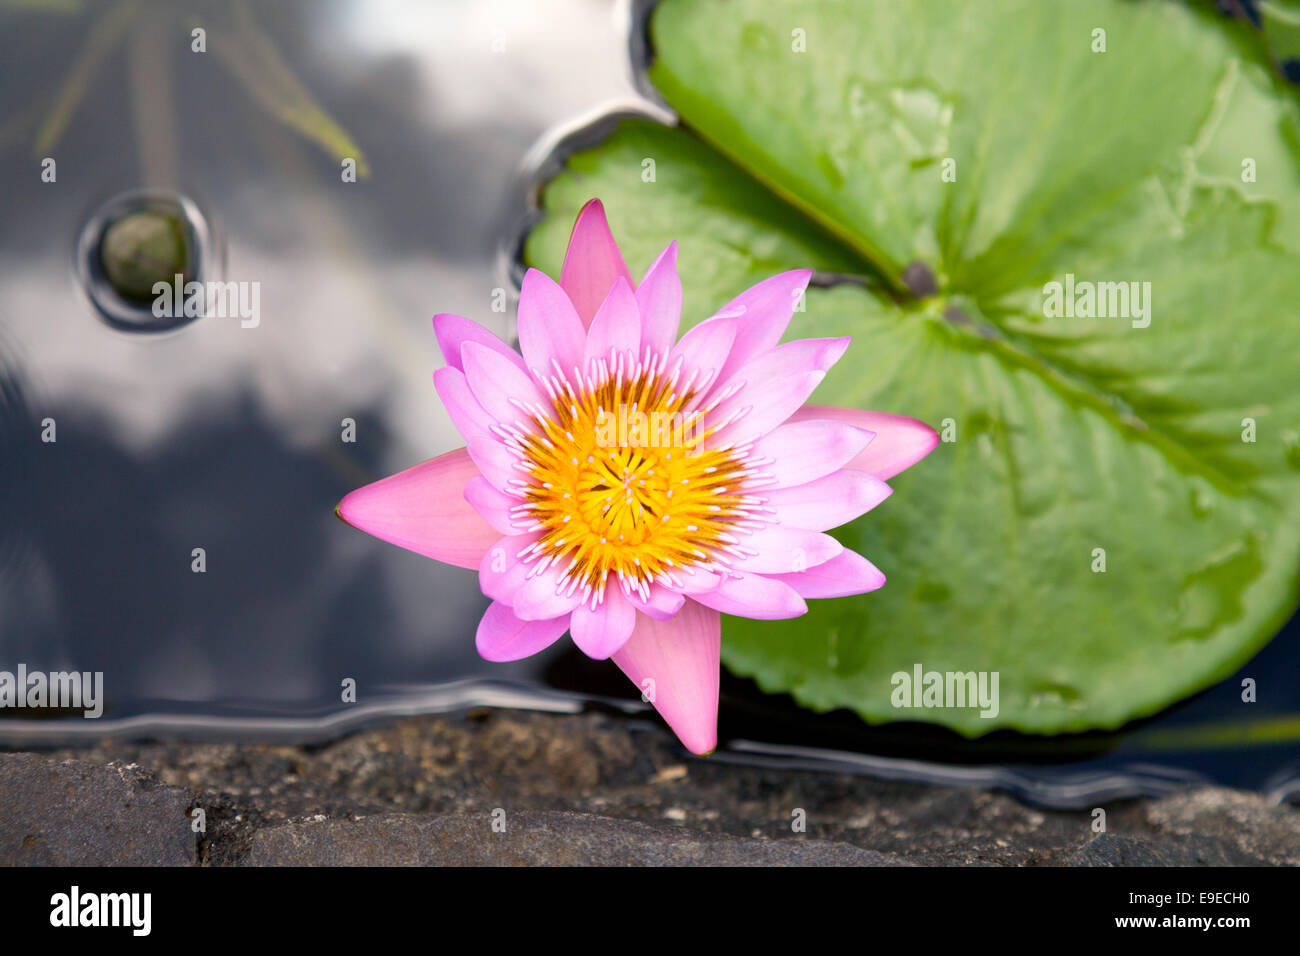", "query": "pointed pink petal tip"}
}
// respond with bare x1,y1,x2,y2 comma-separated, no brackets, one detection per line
560,199,634,328
612,600,721,756
791,405,940,481
431,313,523,373
336,447,498,570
